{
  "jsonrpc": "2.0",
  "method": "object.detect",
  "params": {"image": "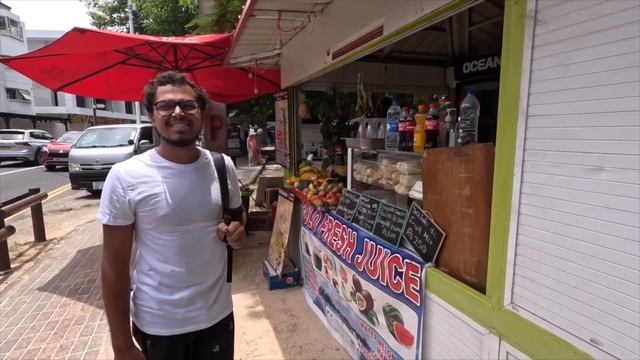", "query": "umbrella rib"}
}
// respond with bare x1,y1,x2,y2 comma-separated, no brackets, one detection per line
114,49,171,71
56,57,132,91
142,43,175,70
186,61,225,72
237,67,280,88
190,47,226,61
